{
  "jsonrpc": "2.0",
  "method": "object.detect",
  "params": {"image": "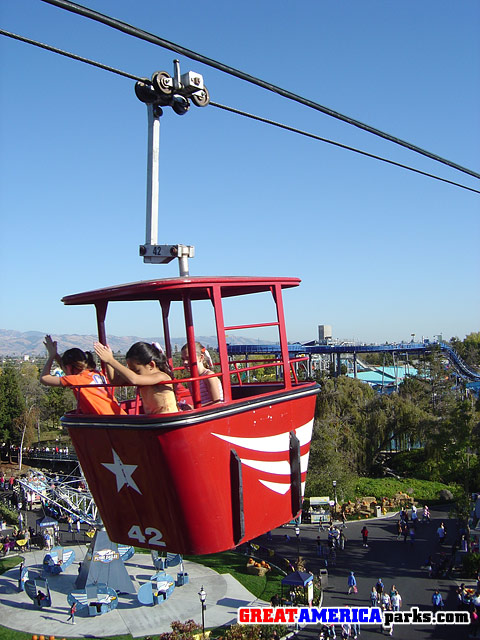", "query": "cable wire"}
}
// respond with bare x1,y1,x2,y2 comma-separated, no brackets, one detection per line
0,28,142,81
209,102,480,195
39,0,480,181
2,28,479,196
